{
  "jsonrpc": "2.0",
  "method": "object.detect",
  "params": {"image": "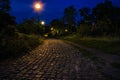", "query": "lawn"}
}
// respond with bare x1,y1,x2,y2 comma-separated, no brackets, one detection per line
63,34,120,55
